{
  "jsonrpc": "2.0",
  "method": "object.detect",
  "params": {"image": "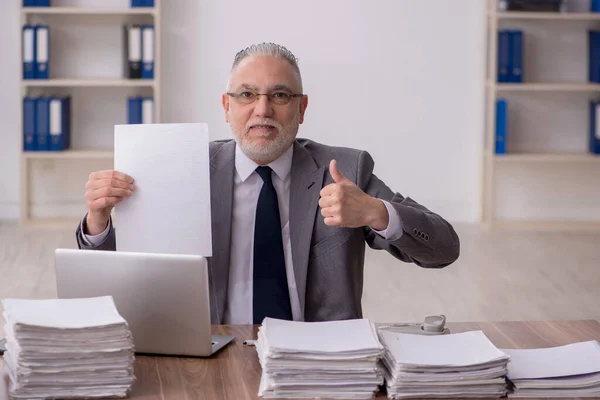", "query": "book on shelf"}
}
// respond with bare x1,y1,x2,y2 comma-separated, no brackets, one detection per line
495,99,508,155
23,95,71,152
124,25,154,80
131,0,155,7
498,30,523,83
589,31,600,83
128,97,154,124
500,0,567,12
589,100,600,154
23,0,50,7
22,24,49,80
